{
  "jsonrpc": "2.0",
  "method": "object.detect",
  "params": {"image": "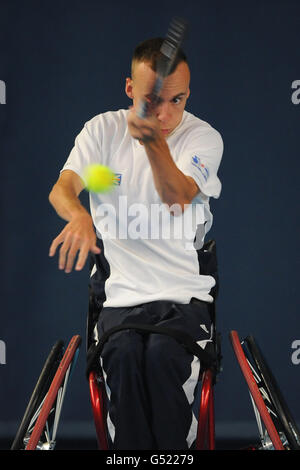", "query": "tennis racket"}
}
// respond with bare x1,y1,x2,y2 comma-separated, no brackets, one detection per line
137,17,188,118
